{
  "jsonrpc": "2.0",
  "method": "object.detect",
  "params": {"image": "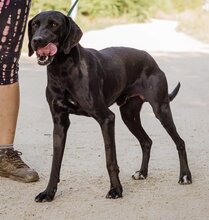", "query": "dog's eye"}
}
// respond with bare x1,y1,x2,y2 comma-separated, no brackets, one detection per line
50,22,58,28
32,21,39,29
